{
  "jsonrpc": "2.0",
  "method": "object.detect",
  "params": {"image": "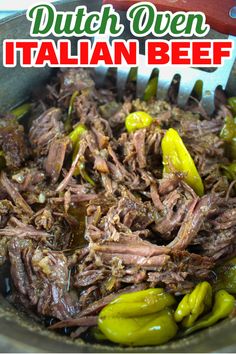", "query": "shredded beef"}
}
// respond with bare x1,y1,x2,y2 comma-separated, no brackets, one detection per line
29,108,64,156
0,116,28,169
8,238,78,320
44,137,71,183
0,68,235,338
0,172,33,217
